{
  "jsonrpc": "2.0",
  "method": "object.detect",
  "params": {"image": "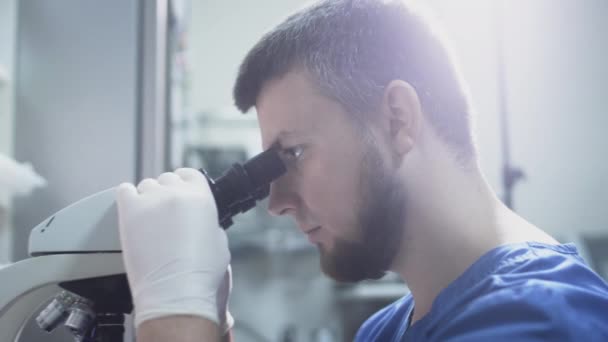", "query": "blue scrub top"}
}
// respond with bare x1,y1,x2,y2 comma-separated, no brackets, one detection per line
355,242,608,341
